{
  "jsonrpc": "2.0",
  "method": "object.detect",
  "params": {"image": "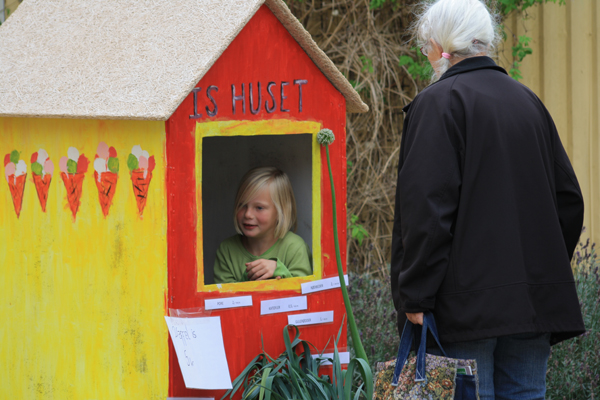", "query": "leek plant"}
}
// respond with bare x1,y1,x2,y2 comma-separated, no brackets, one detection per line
317,128,369,364
221,324,373,400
